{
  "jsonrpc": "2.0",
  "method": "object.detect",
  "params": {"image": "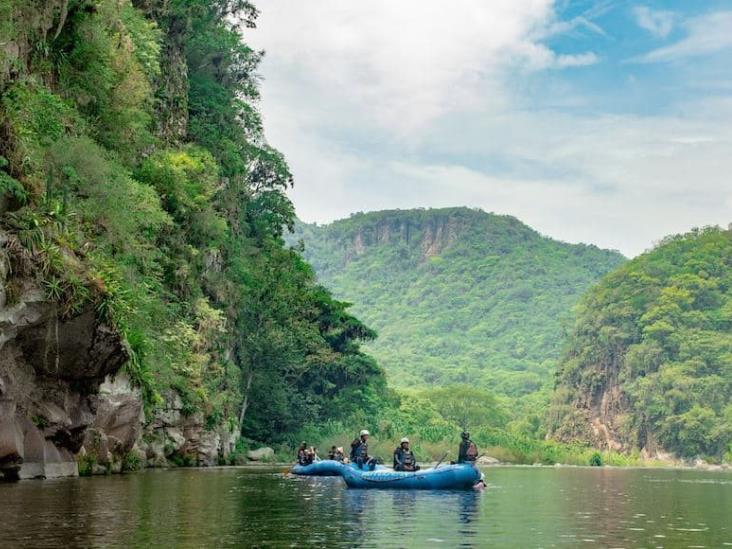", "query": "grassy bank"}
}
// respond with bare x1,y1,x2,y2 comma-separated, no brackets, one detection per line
235,385,732,469
259,424,645,468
